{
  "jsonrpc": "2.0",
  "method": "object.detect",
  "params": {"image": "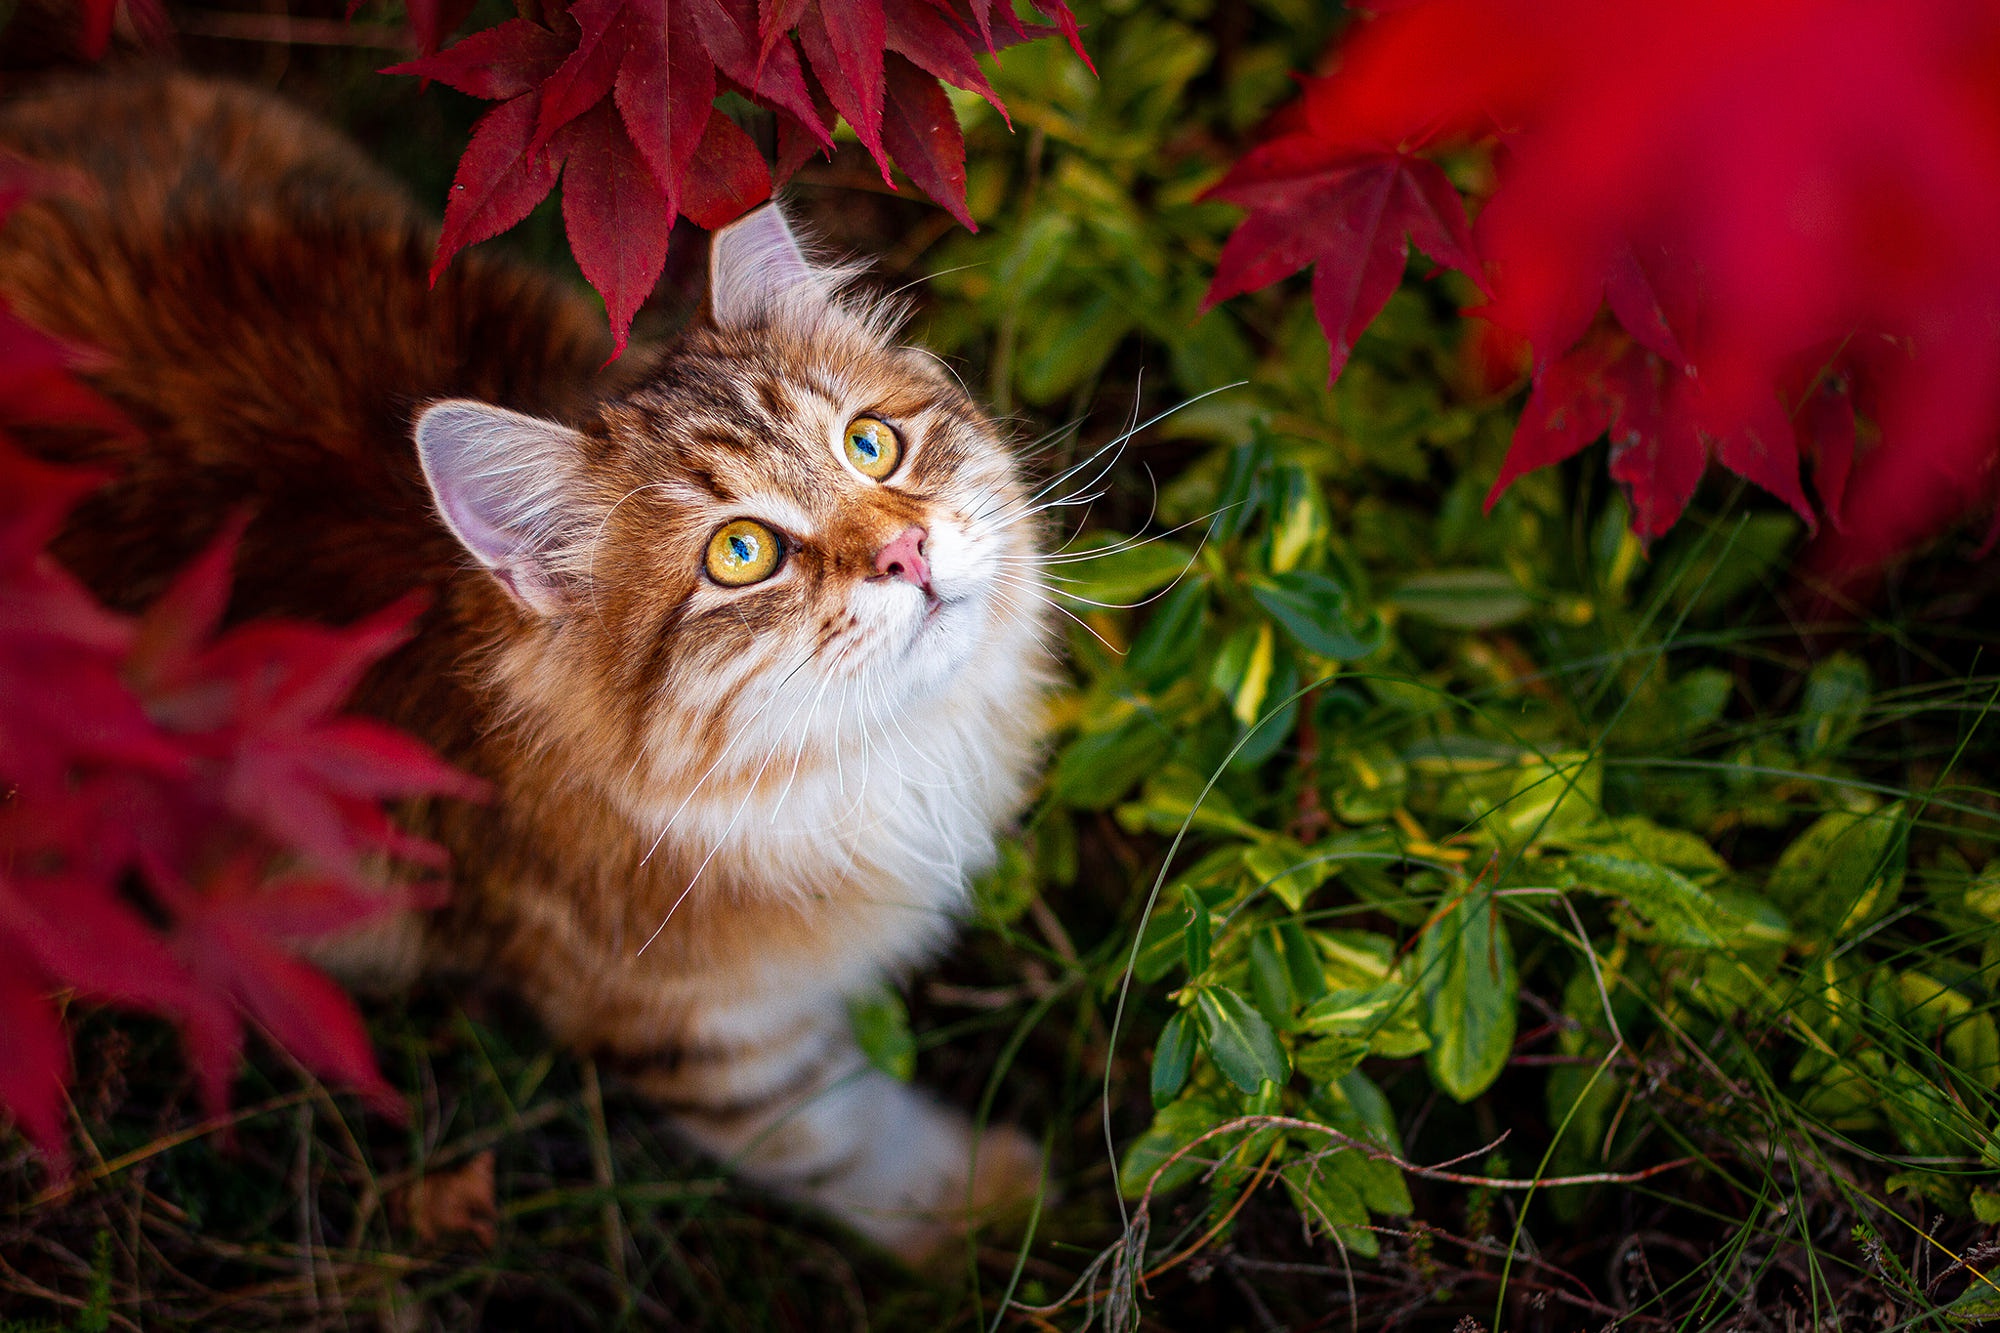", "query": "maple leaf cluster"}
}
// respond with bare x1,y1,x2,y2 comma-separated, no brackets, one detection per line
388,0,1092,353
0,170,486,1171
1205,0,2000,568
